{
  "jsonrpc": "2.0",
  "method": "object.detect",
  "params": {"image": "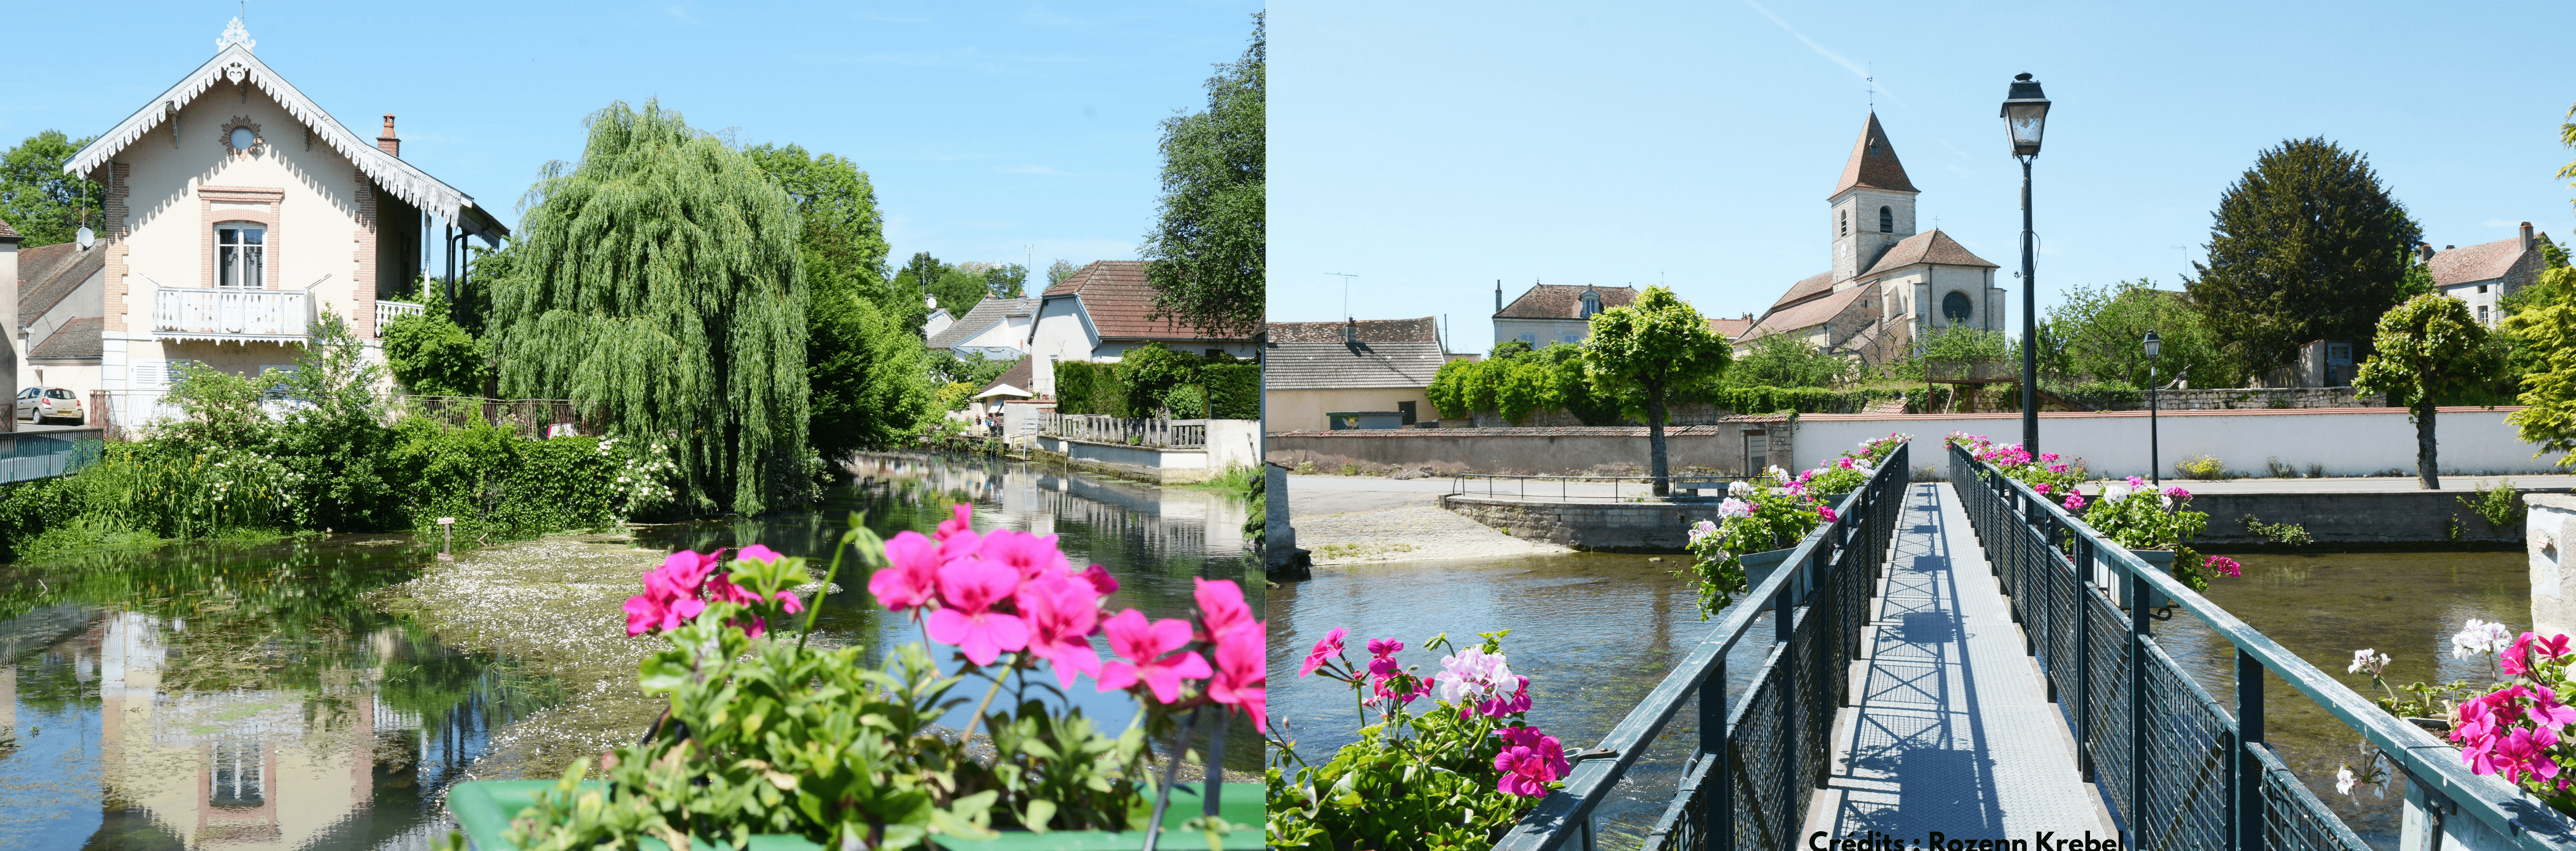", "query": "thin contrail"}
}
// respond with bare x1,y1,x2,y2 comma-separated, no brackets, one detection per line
1742,0,1908,109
